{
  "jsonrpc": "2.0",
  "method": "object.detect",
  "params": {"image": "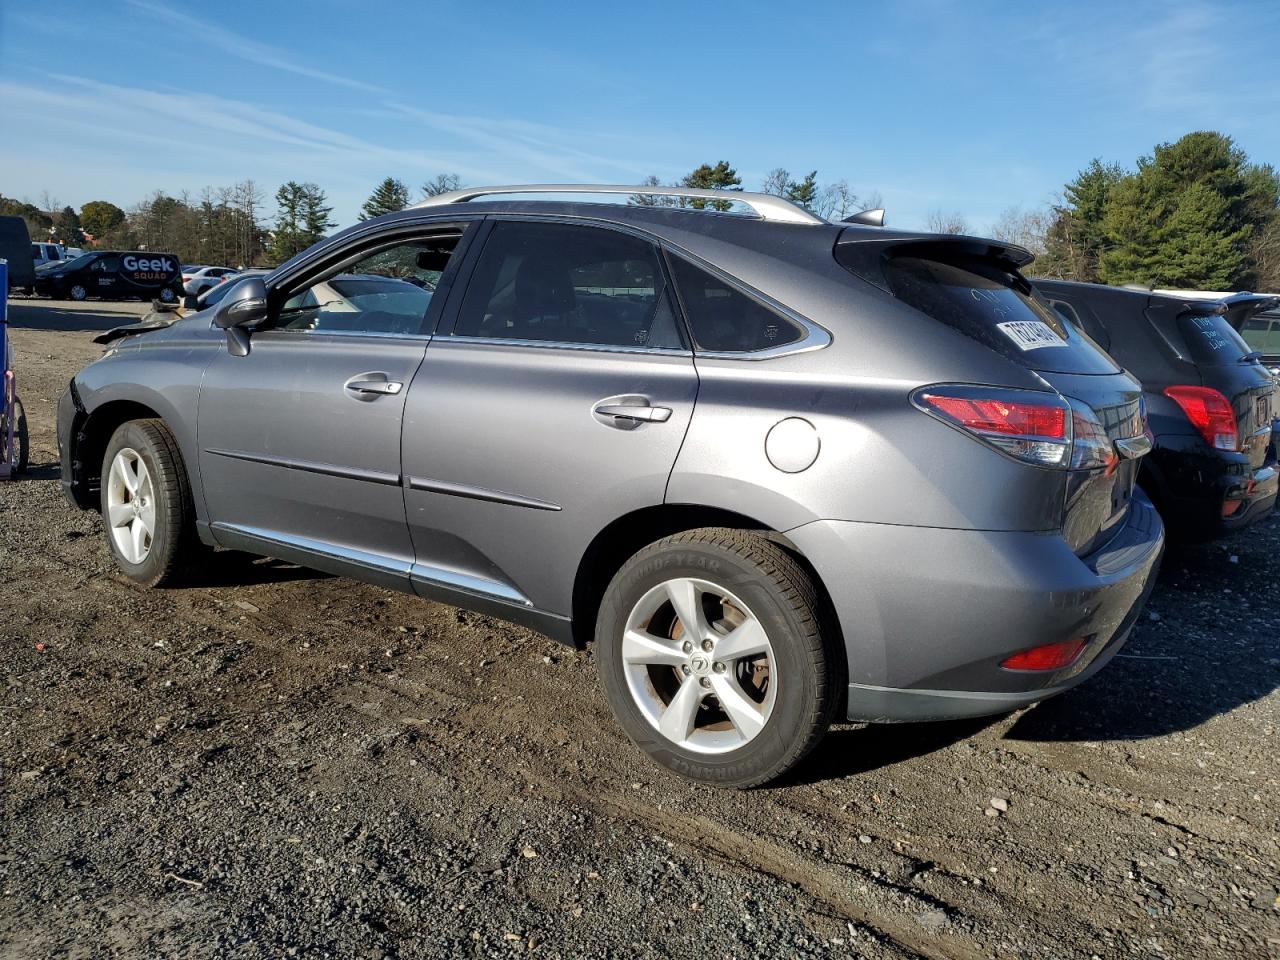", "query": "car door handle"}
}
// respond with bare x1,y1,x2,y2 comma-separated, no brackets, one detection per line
344,376,403,397
593,401,673,423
